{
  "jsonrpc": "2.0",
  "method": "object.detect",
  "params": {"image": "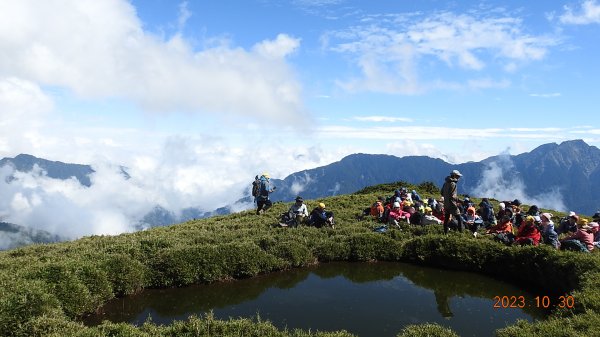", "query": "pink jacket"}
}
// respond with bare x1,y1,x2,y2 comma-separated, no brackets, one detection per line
564,230,594,251
389,208,409,221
